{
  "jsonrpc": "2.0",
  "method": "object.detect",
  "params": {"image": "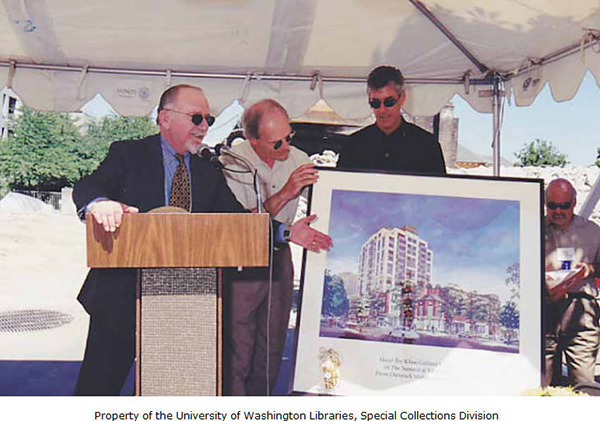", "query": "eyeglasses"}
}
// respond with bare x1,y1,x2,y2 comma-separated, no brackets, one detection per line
272,132,295,150
163,109,215,126
368,96,399,109
547,201,573,210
